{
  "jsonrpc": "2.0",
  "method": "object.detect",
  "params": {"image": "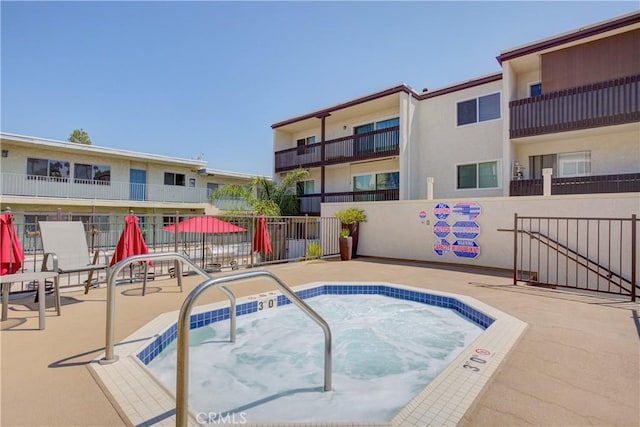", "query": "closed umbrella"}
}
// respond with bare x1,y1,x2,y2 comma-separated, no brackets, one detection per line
252,216,272,257
110,215,150,266
0,212,23,275
111,215,154,291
